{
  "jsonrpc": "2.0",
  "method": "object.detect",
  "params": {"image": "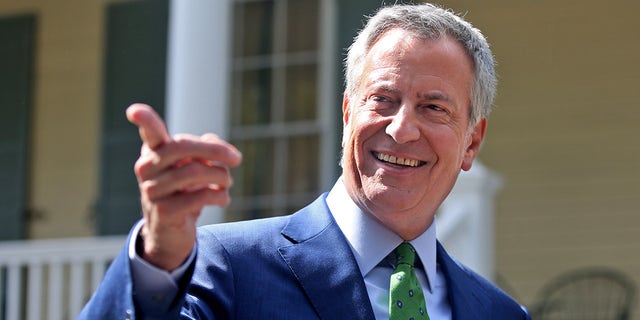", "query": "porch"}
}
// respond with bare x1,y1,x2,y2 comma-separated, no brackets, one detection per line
0,236,125,320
